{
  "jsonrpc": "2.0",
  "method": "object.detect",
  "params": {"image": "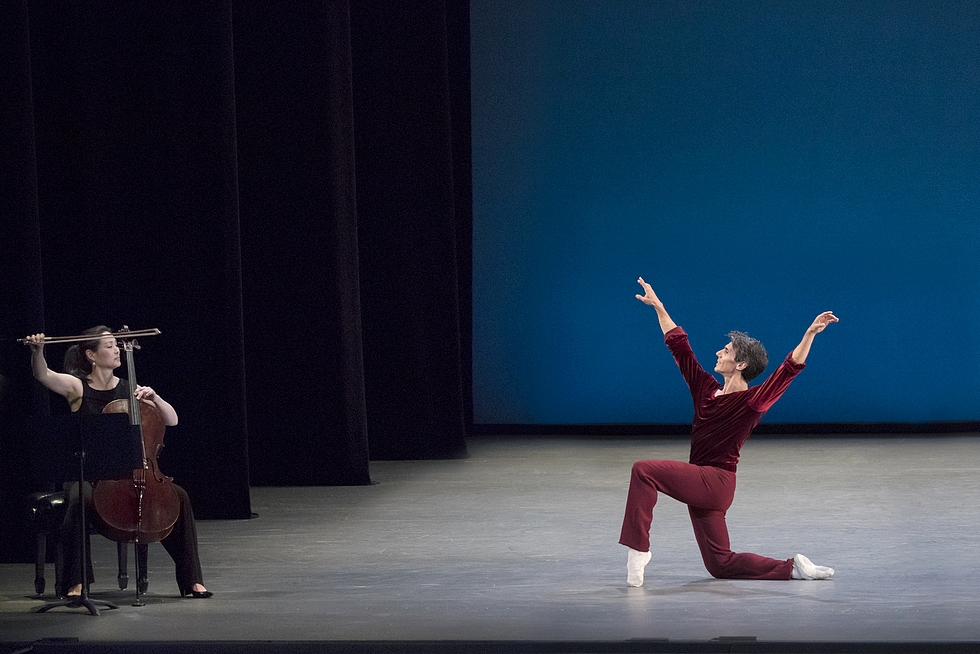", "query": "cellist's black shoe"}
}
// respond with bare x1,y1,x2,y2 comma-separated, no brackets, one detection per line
181,589,213,598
